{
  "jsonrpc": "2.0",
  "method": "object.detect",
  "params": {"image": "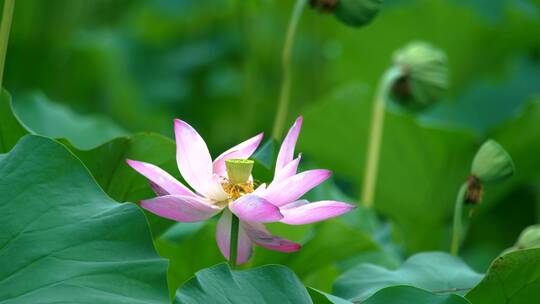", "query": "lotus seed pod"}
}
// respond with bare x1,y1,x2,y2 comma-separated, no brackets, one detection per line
225,159,254,185
310,0,382,27
471,140,514,183
391,41,449,111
